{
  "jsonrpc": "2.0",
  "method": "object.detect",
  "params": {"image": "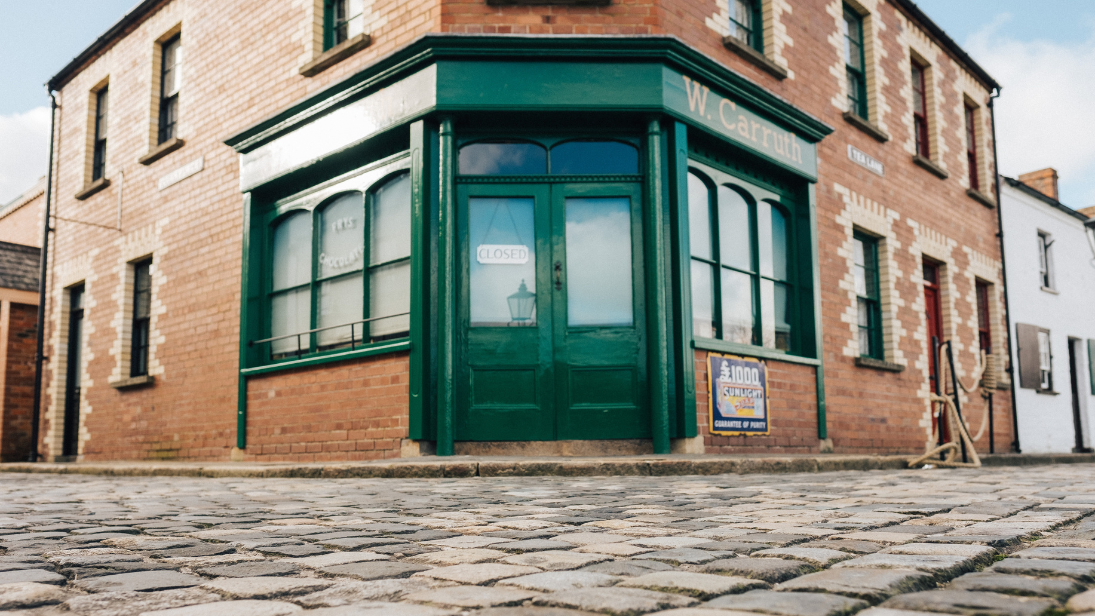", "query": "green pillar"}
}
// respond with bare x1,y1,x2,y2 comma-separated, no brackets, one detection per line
237,192,253,450
436,117,456,456
808,183,827,440
667,121,697,438
645,118,671,454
